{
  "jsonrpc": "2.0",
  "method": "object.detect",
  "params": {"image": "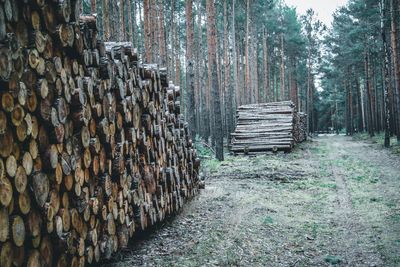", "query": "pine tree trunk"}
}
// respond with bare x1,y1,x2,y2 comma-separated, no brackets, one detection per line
143,0,151,62
232,0,239,109
306,52,312,134
223,0,233,140
170,0,175,81
127,0,133,42
132,0,137,46
280,33,285,101
185,0,196,138
114,0,118,40
290,58,298,111
391,0,400,141
365,49,375,136
254,40,259,103
91,0,96,13
355,76,363,131
120,0,125,41
244,0,251,104
206,0,224,161
381,0,391,147
263,28,269,103
103,0,110,41
158,0,166,66
138,0,143,56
